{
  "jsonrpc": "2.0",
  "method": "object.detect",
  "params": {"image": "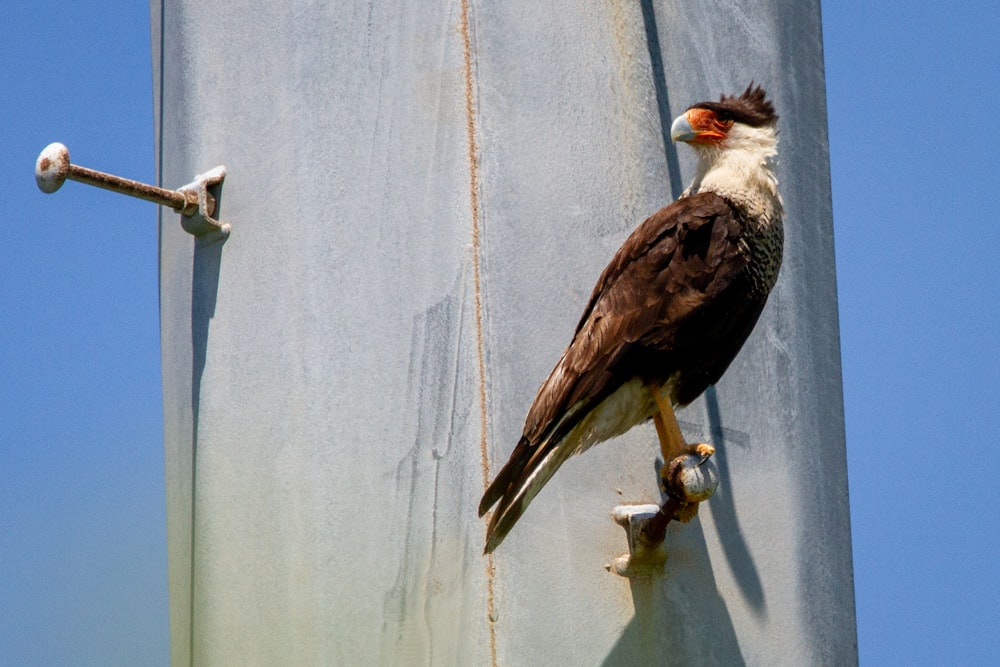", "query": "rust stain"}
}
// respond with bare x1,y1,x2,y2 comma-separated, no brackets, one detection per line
459,1,498,665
